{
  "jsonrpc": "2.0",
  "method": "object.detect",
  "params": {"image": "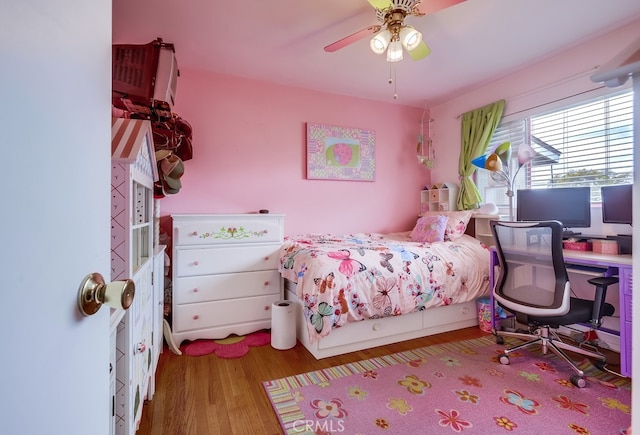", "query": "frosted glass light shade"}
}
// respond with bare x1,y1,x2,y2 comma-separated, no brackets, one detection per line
370,30,392,54
517,143,536,165
386,40,403,62
399,26,422,51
